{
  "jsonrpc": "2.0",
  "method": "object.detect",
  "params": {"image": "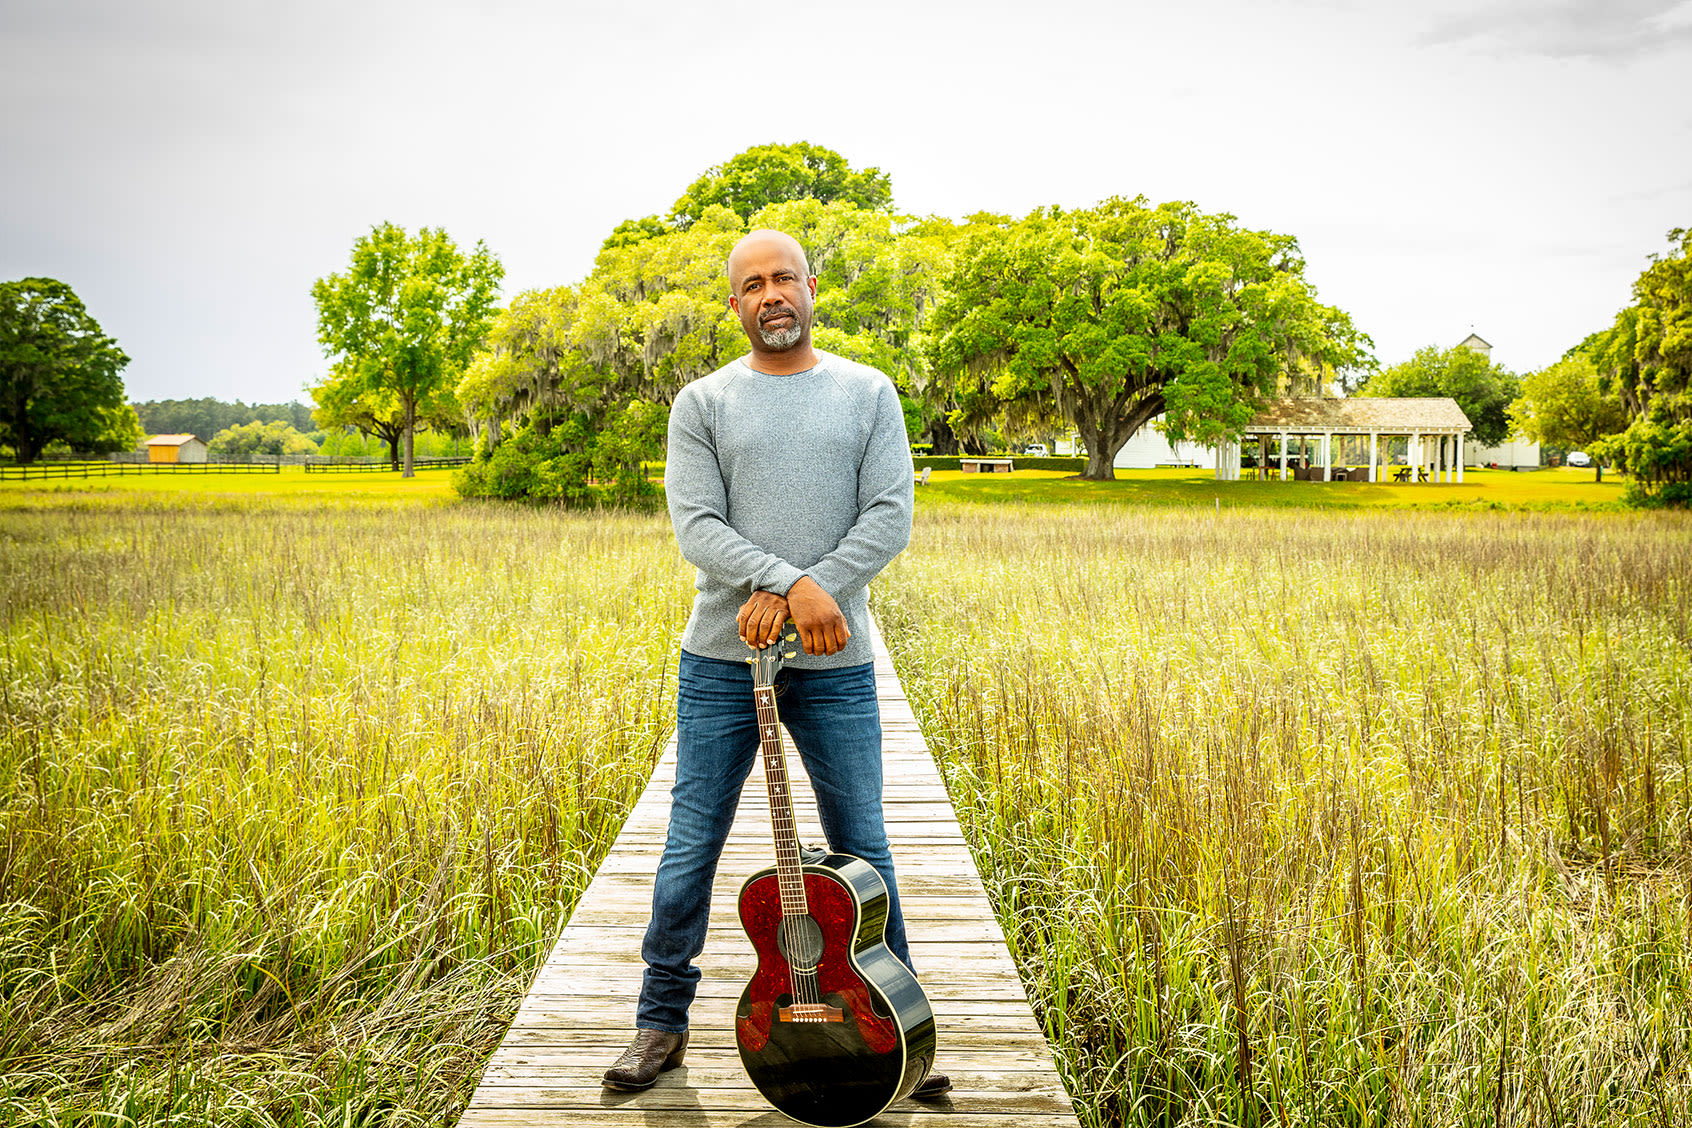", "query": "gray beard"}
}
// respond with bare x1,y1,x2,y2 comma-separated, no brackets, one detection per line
757,322,803,350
